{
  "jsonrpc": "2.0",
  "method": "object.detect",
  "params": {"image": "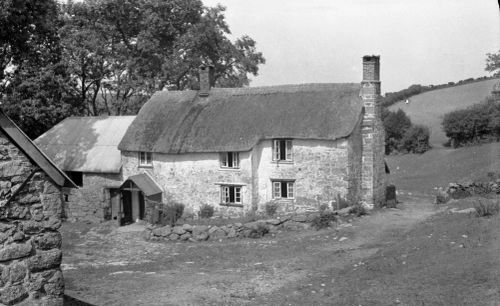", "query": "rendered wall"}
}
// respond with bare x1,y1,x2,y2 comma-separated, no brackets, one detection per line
121,151,253,217
253,139,350,212
0,131,64,305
